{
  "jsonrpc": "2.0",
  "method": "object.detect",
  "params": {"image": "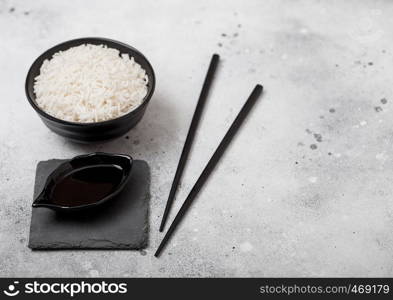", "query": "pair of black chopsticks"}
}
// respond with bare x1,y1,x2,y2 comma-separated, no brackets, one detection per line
155,54,263,257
